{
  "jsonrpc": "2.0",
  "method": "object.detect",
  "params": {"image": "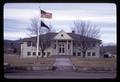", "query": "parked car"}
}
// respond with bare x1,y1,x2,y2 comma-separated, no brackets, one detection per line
103,52,112,58
4,63,11,73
